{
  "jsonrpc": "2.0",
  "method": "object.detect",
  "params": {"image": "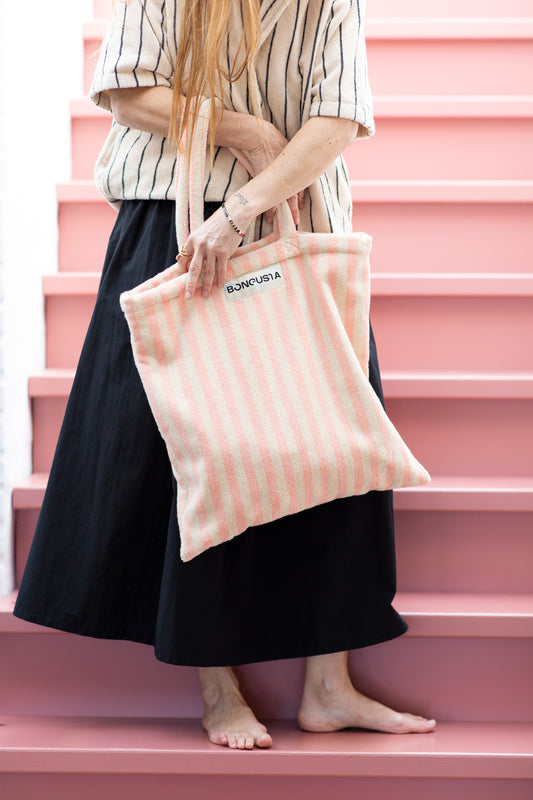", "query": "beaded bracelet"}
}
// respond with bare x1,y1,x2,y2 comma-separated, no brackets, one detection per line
221,201,246,238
